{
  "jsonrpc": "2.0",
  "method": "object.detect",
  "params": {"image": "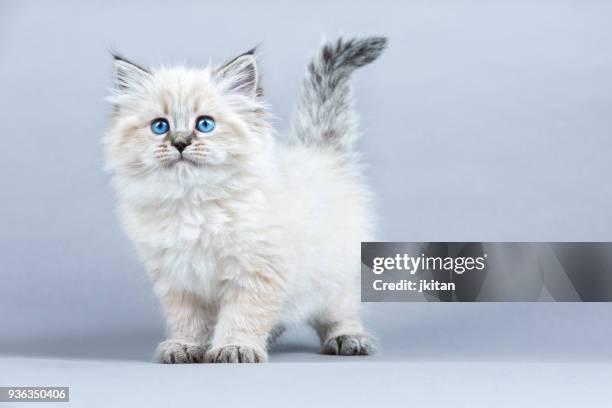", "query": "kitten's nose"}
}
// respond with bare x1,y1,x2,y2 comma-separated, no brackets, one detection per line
172,140,191,153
